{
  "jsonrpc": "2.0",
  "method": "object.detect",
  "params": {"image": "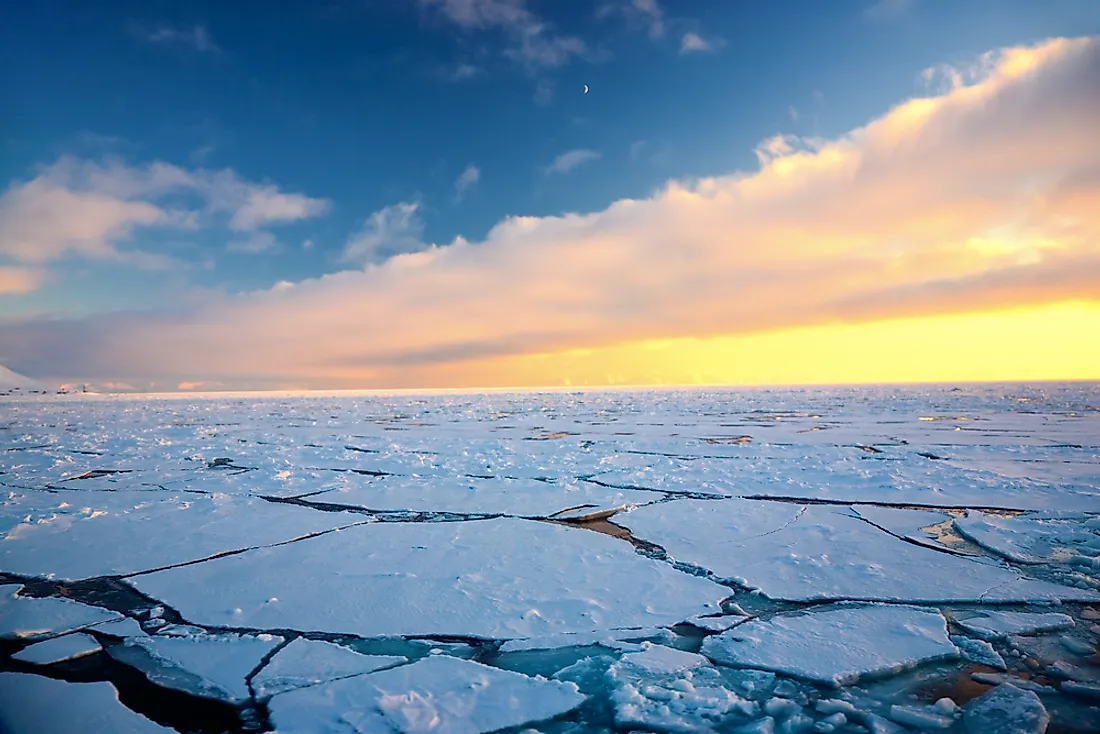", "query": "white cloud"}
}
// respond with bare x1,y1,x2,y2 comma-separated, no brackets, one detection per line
788,106,799,121
596,0,664,38
418,0,588,68
865,0,914,20
629,140,648,160
454,165,481,200
680,32,720,54
4,36,1100,387
302,239,315,250
342,202,426,264
227,231,277,254
446,63,483,80
0,158,330,265
533,79,554,106
135,24,221,53
546,149,601,174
